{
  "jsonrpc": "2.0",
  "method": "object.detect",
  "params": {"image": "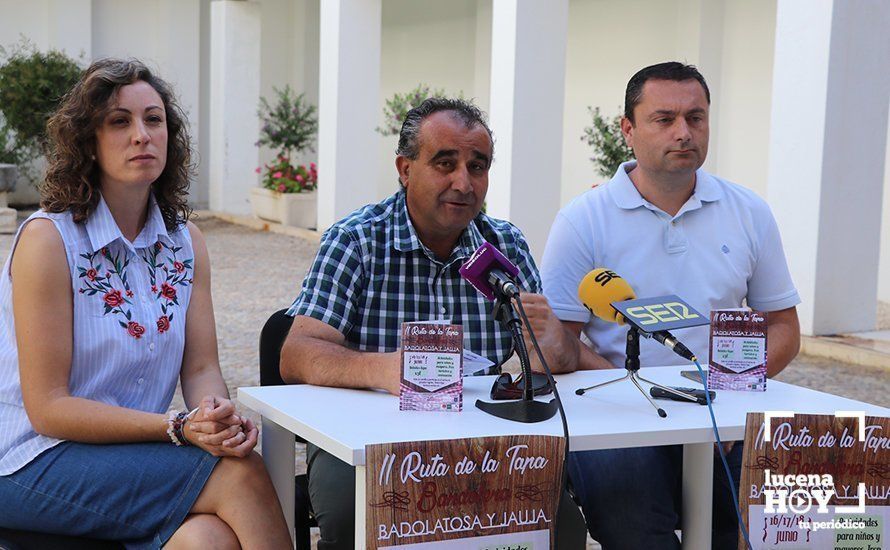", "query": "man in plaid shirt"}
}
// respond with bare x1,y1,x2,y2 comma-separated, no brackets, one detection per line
280,98,585,549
